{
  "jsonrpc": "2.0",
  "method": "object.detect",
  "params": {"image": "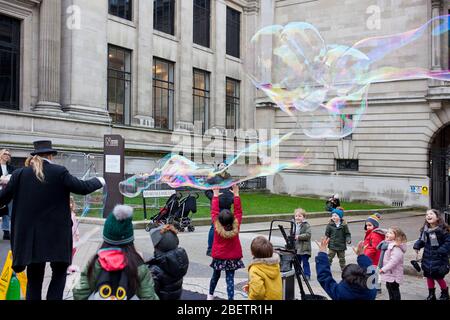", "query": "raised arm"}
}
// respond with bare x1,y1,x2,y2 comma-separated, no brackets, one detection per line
62,168,104,195
232,184,242,224
211,187,220,221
